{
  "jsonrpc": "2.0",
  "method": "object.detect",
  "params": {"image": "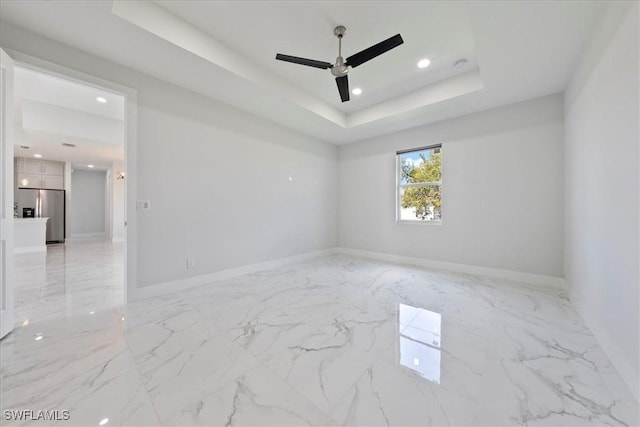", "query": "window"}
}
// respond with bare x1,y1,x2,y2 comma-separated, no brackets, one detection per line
397,145,442,223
